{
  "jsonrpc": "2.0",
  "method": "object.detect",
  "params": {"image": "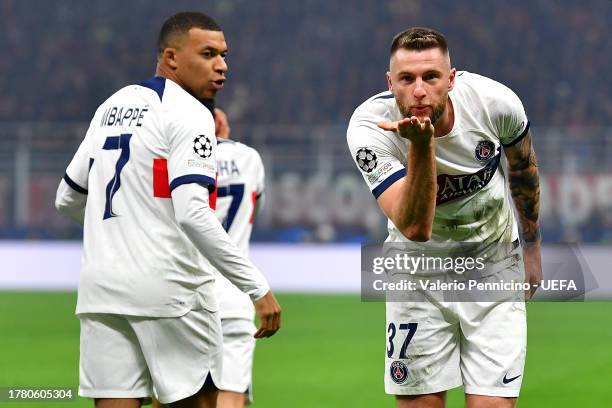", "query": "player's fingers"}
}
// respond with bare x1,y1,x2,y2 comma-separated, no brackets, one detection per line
255,327,276,338
254,318,270,338
529,282,539,300
275,307,281,331
269,310,280,335
254,327,266,338
397,118,412,127
377,121,398,131
420,117,432,132
267,307,281,337
254,311,275,338
395,117,412,131
406,117,422,130
525,280,538,301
